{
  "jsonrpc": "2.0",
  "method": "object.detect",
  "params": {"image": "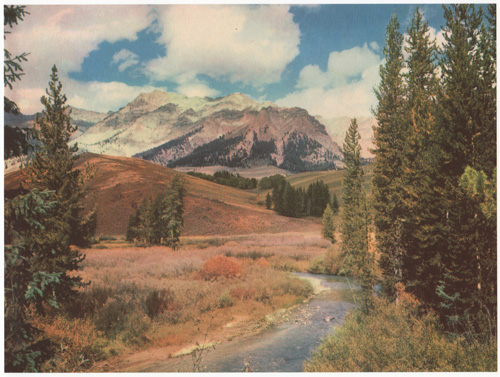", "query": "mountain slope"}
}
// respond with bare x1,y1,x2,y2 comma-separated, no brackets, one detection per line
74,91,342,172
316,115,376,158
75,91,275,157
4,106,108,138
4,153,320,237
138,105,341,172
